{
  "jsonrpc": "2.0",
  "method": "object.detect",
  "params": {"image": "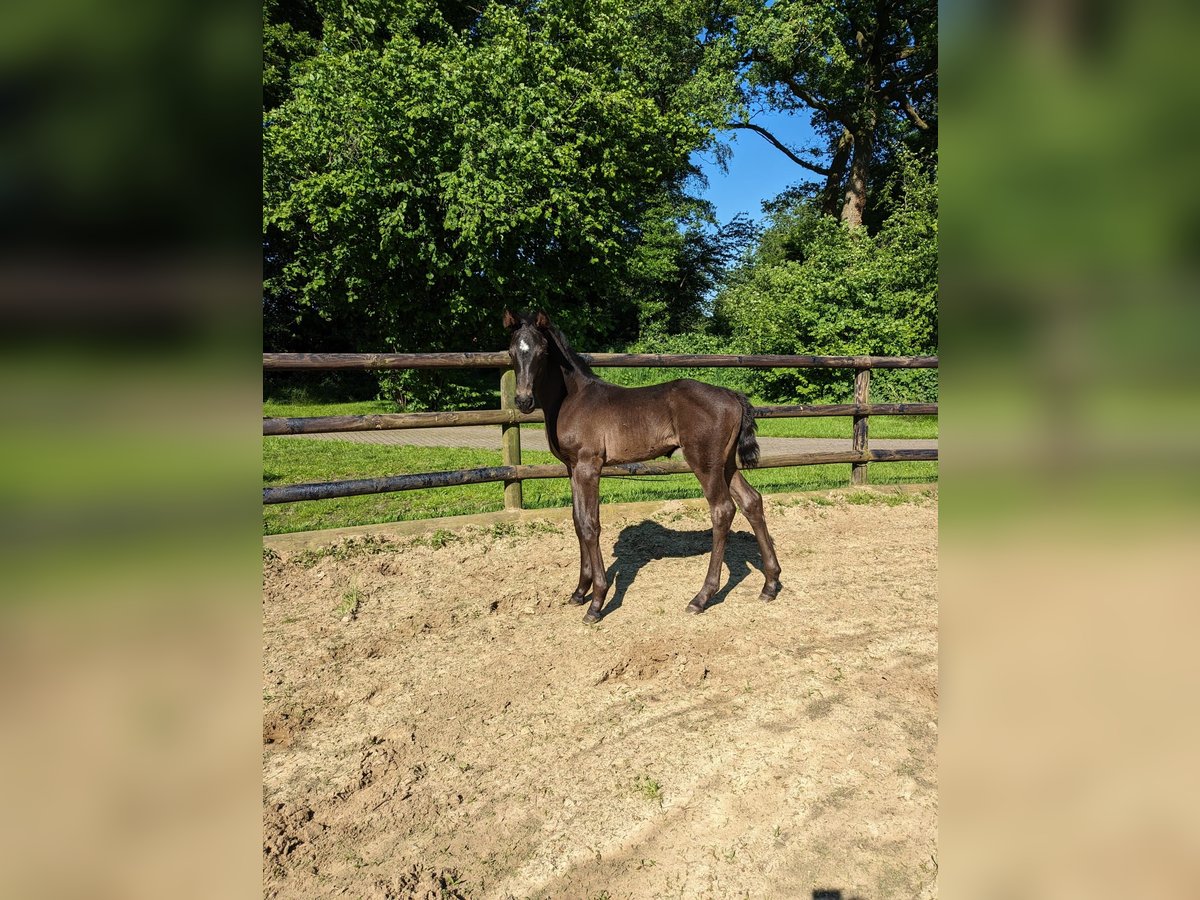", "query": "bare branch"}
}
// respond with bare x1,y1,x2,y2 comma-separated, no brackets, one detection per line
877,72,933,131
890,62,938,90
900,99,930,130
784,77,833,116
726,123,832,175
